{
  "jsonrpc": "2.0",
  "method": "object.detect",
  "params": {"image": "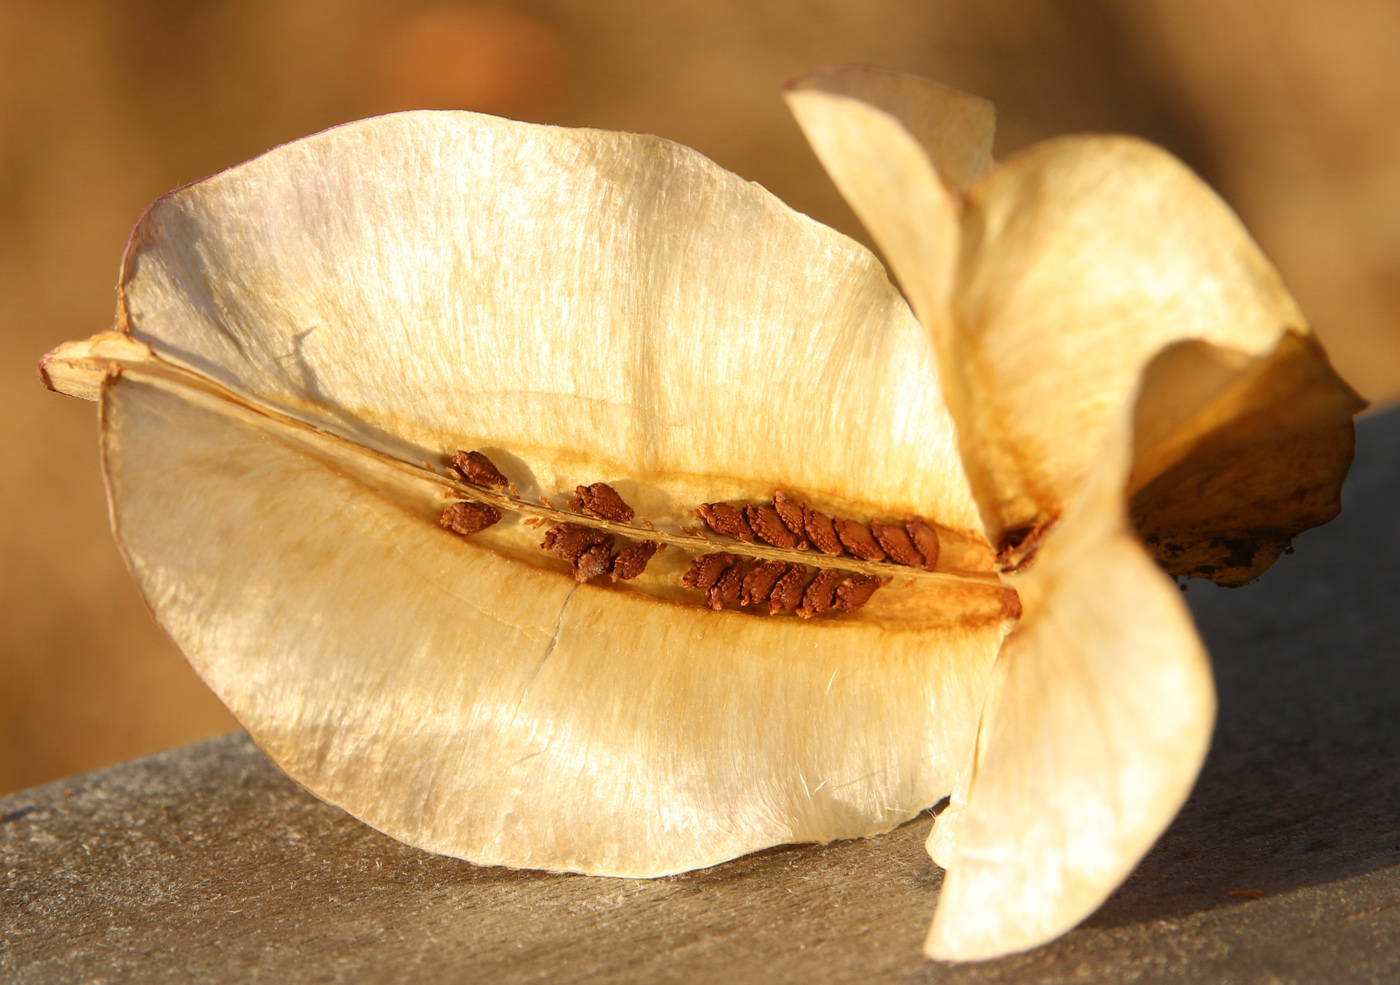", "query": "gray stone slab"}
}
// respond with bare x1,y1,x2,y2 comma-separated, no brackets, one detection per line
4,408,1399,984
